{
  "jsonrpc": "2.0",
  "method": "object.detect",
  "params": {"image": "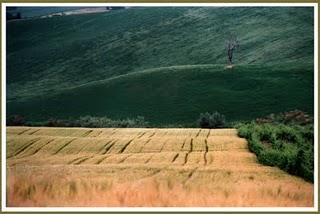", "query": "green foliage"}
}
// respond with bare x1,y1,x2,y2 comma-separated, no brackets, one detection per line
76,115,149,128
6,7,314,126
256,110,313,125
37,116,149,128
237,123,314,182
198,112,226,128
